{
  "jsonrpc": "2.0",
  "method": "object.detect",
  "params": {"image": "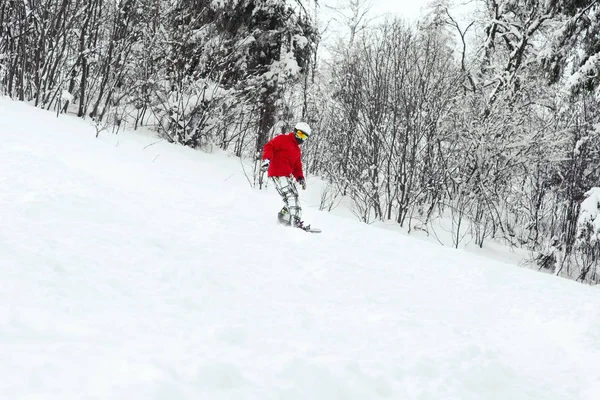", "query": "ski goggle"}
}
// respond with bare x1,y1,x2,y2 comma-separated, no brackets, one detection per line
295,130,309,141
